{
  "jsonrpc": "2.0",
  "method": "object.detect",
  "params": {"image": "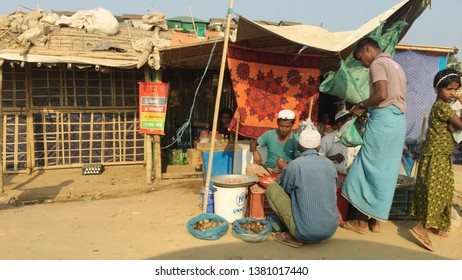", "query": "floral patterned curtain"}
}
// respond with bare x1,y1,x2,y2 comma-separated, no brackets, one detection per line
227,44,321,139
